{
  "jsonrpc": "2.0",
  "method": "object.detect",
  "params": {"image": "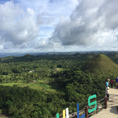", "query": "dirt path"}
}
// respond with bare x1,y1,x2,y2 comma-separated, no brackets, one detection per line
90,88,118,118
0,114,8,118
